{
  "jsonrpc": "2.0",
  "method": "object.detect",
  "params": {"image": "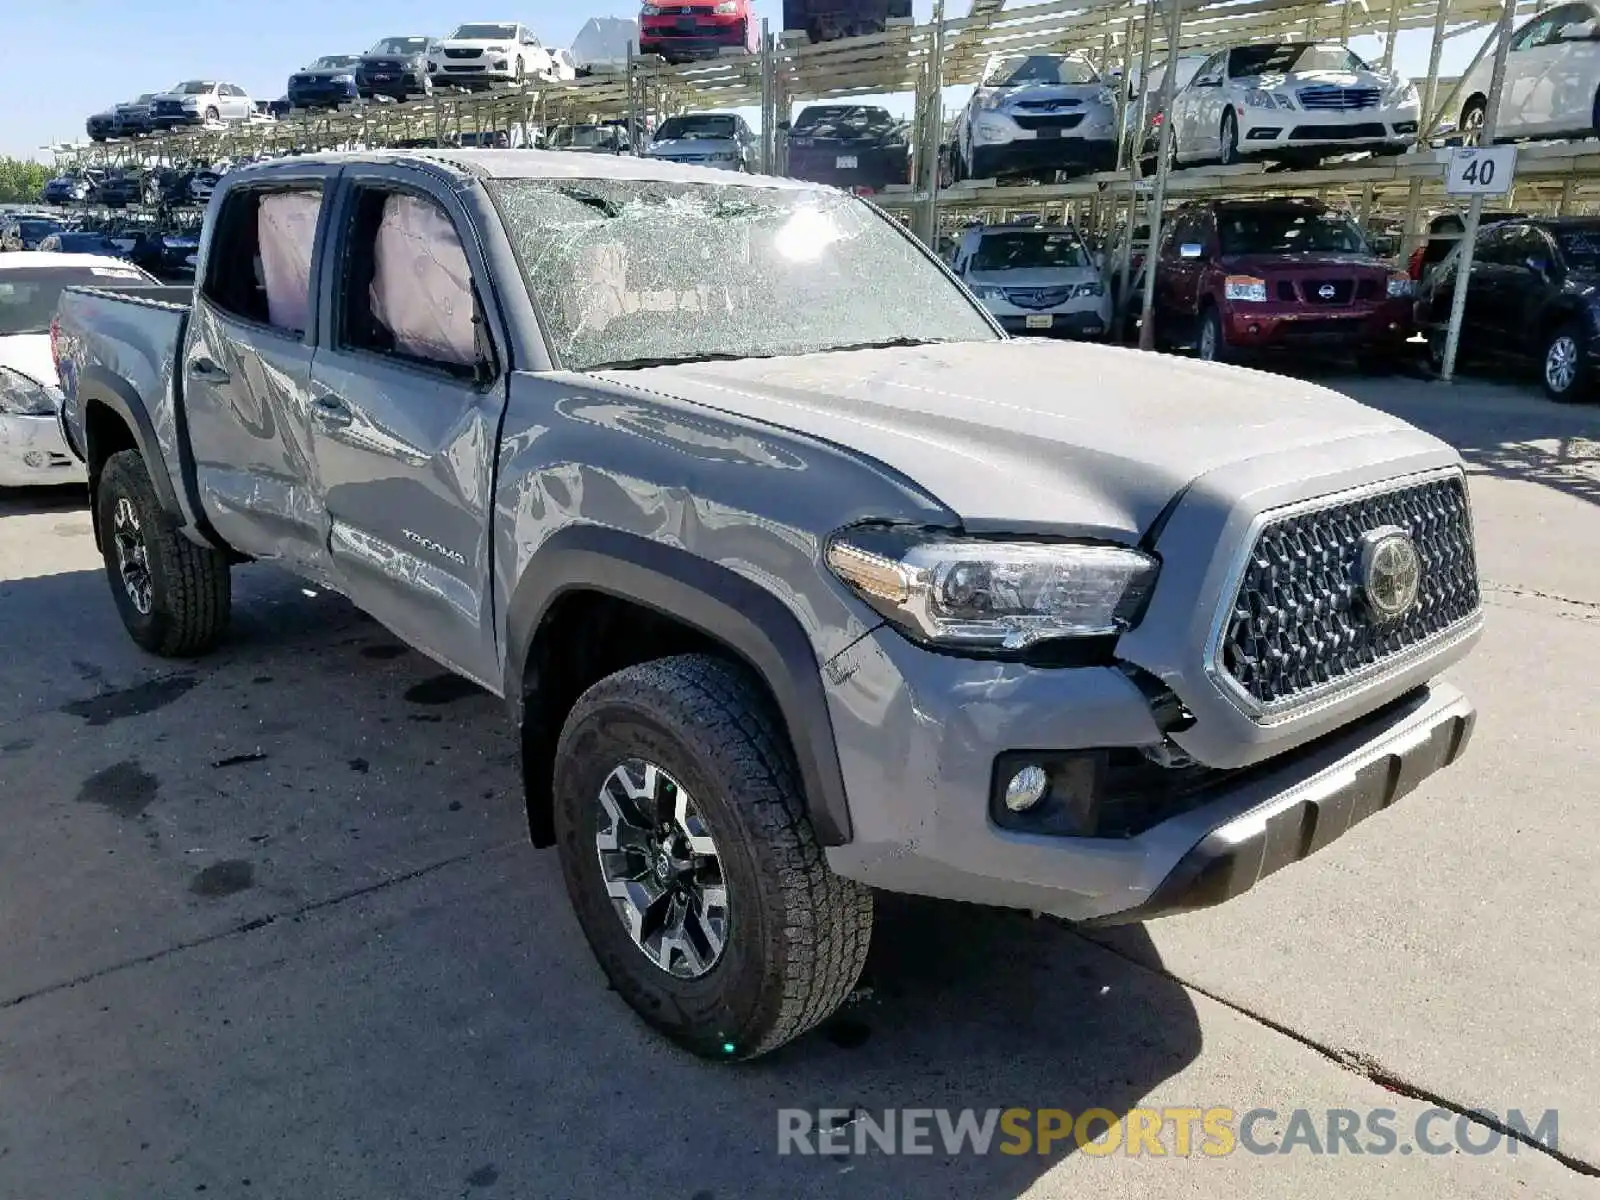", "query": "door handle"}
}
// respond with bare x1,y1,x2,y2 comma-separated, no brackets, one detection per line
188,356,229,384
311,393,353,428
